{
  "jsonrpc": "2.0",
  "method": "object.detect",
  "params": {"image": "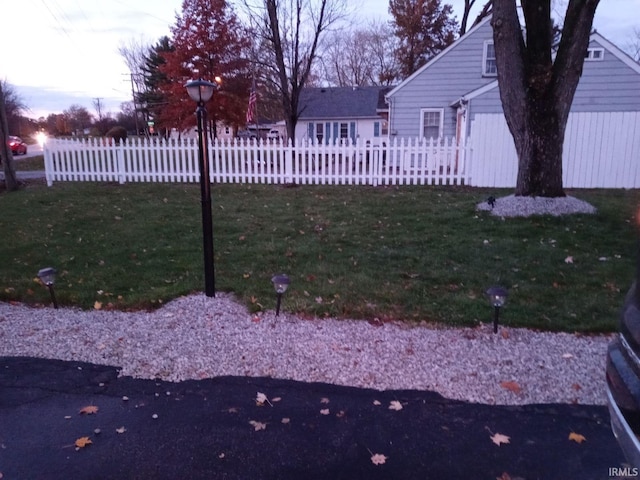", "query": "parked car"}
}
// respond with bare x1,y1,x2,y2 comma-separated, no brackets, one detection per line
266,129,281,140
8,136,27,155
237,130,257,140
606,280,640,468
